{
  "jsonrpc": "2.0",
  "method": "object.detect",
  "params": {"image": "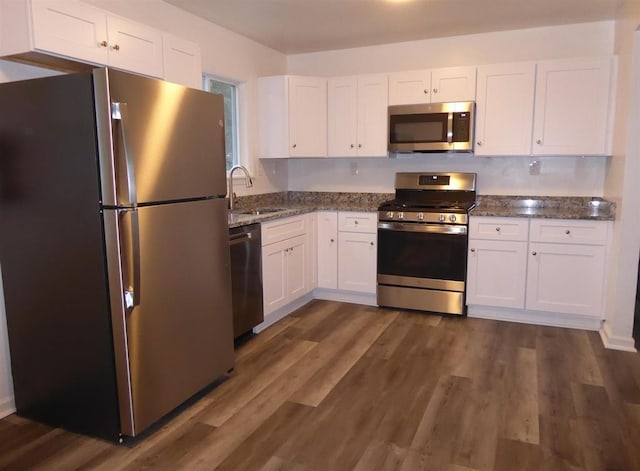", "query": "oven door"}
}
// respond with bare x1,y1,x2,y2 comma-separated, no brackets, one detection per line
377,221,468,292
